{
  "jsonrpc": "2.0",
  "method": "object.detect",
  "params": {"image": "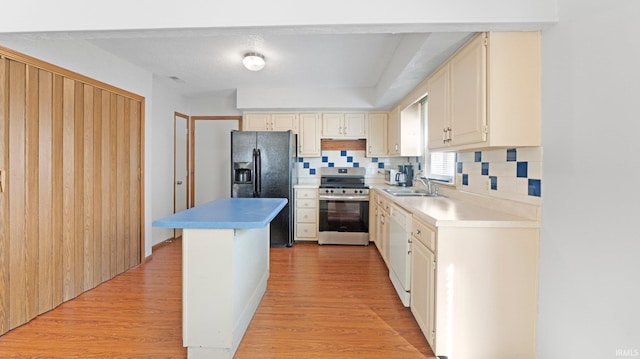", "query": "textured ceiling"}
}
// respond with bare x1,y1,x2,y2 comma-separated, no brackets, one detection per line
1,28,474,109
